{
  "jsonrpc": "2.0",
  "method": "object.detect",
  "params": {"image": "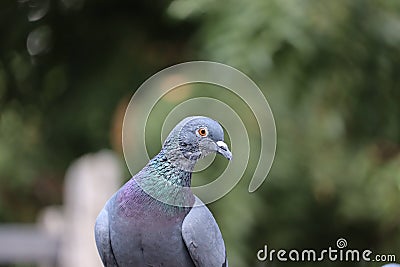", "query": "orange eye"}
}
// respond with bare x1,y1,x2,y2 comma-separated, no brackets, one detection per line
197,127,208,137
